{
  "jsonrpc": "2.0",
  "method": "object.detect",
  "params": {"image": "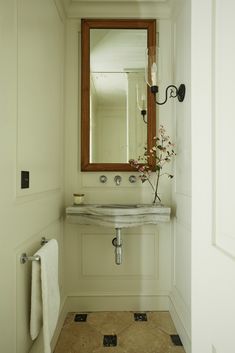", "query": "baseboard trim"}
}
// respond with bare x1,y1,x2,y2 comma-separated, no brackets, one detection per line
64,294,170,312
169,294,191,353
